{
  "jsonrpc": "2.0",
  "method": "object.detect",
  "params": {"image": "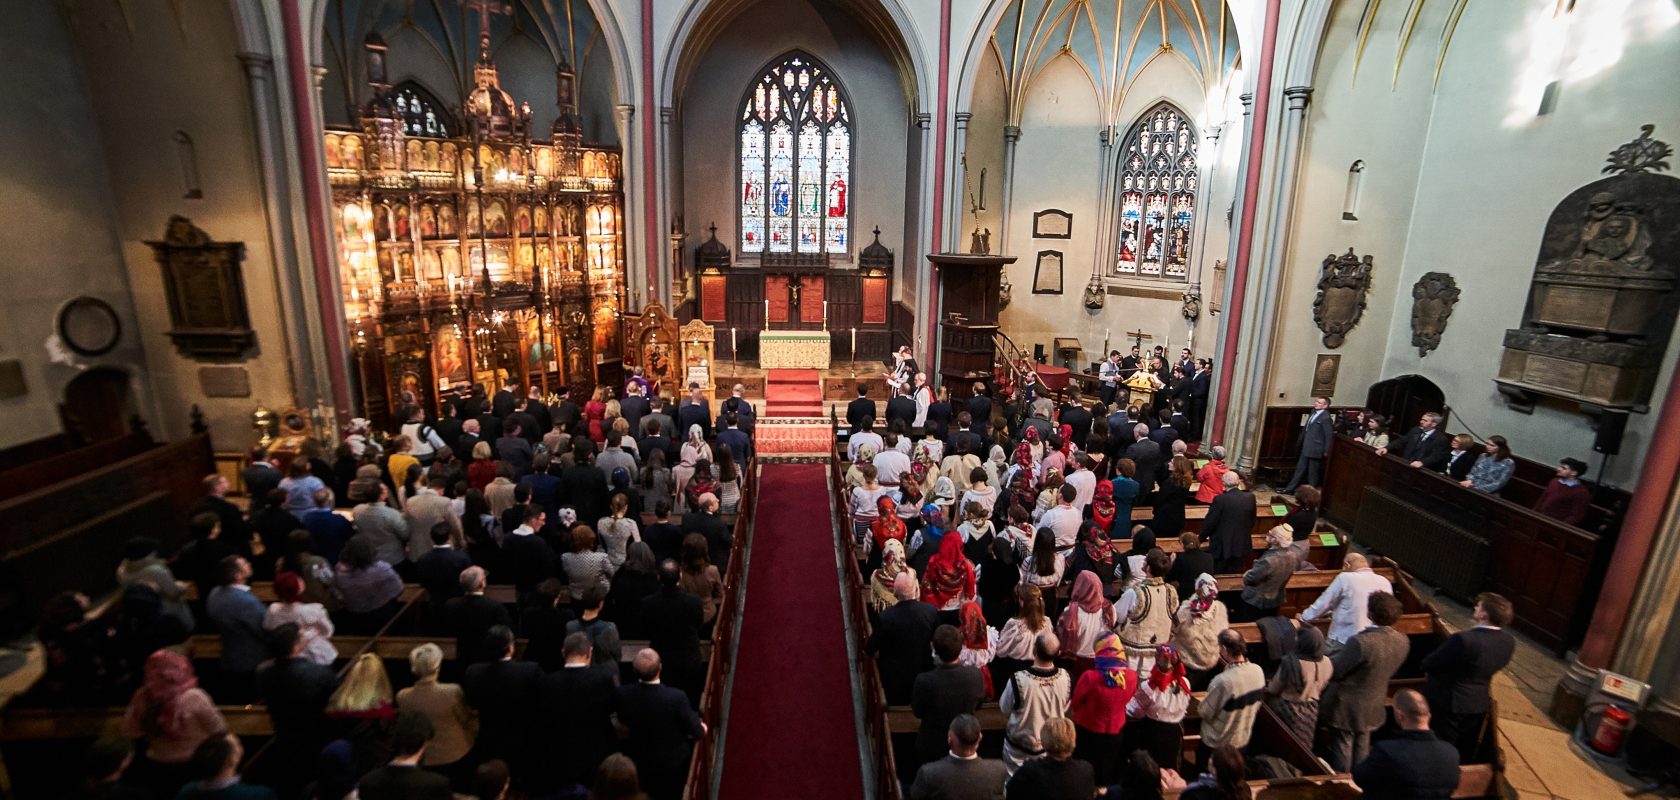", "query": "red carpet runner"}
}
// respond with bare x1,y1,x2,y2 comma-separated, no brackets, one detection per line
765,369,823,417
716,463,861,798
